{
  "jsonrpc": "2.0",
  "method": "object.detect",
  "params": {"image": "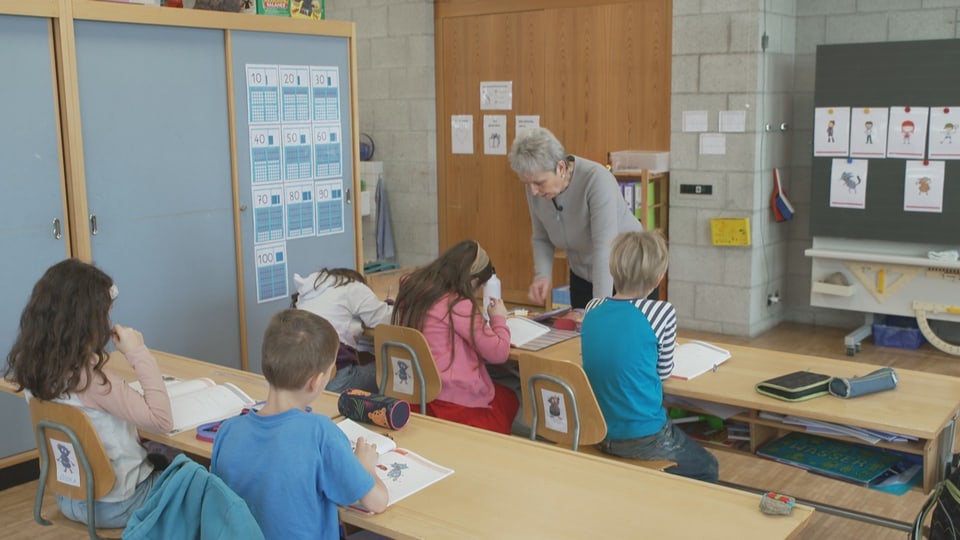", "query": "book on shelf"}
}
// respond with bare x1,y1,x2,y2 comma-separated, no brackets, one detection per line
671,341,731,380
757,432,904,486
336,418,454,511
129,377,256,434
